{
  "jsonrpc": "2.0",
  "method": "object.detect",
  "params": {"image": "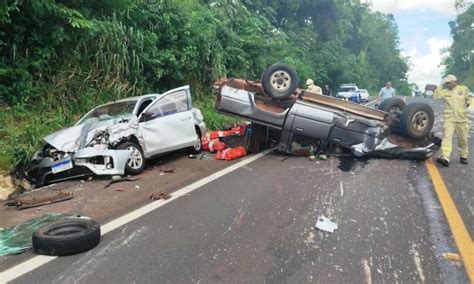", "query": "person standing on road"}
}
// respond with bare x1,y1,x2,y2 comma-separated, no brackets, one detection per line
434,75,471,167
377,80,396,103
306,79,322,95
323,84,331,96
